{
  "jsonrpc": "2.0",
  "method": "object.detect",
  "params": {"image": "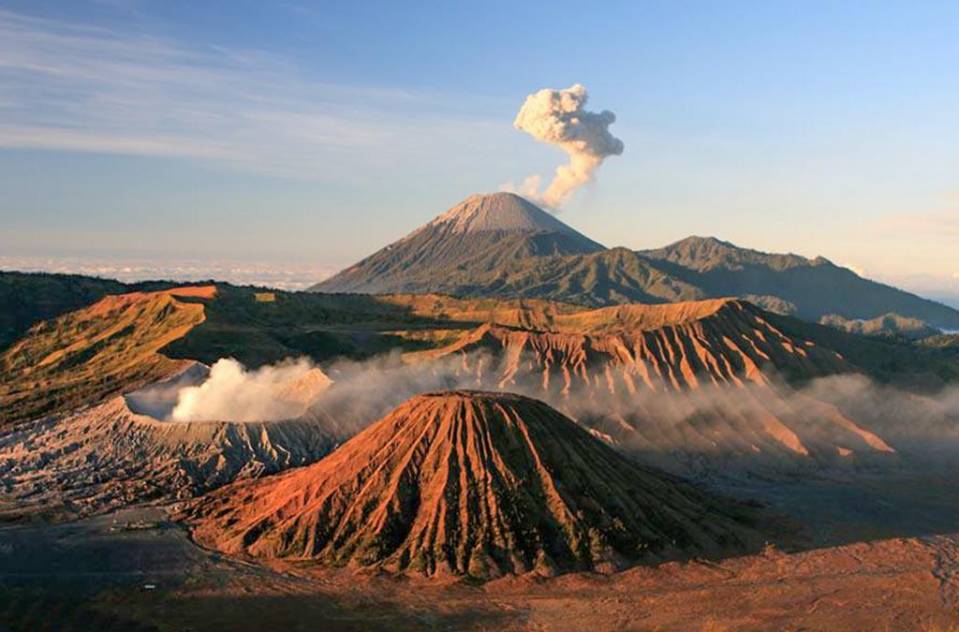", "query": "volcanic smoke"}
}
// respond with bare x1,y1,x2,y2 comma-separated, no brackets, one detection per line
170,357,327,422
512,83,624,208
